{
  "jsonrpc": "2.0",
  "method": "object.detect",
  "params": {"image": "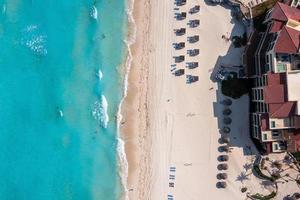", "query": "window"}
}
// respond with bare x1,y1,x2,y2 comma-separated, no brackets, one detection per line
273,143,279,151
270,121,276,128
263,133,268,141
272,131,279,138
